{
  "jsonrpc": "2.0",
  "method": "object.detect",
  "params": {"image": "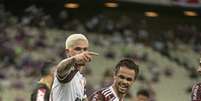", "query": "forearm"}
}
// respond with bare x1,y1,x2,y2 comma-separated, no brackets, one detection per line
57,57,76,78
